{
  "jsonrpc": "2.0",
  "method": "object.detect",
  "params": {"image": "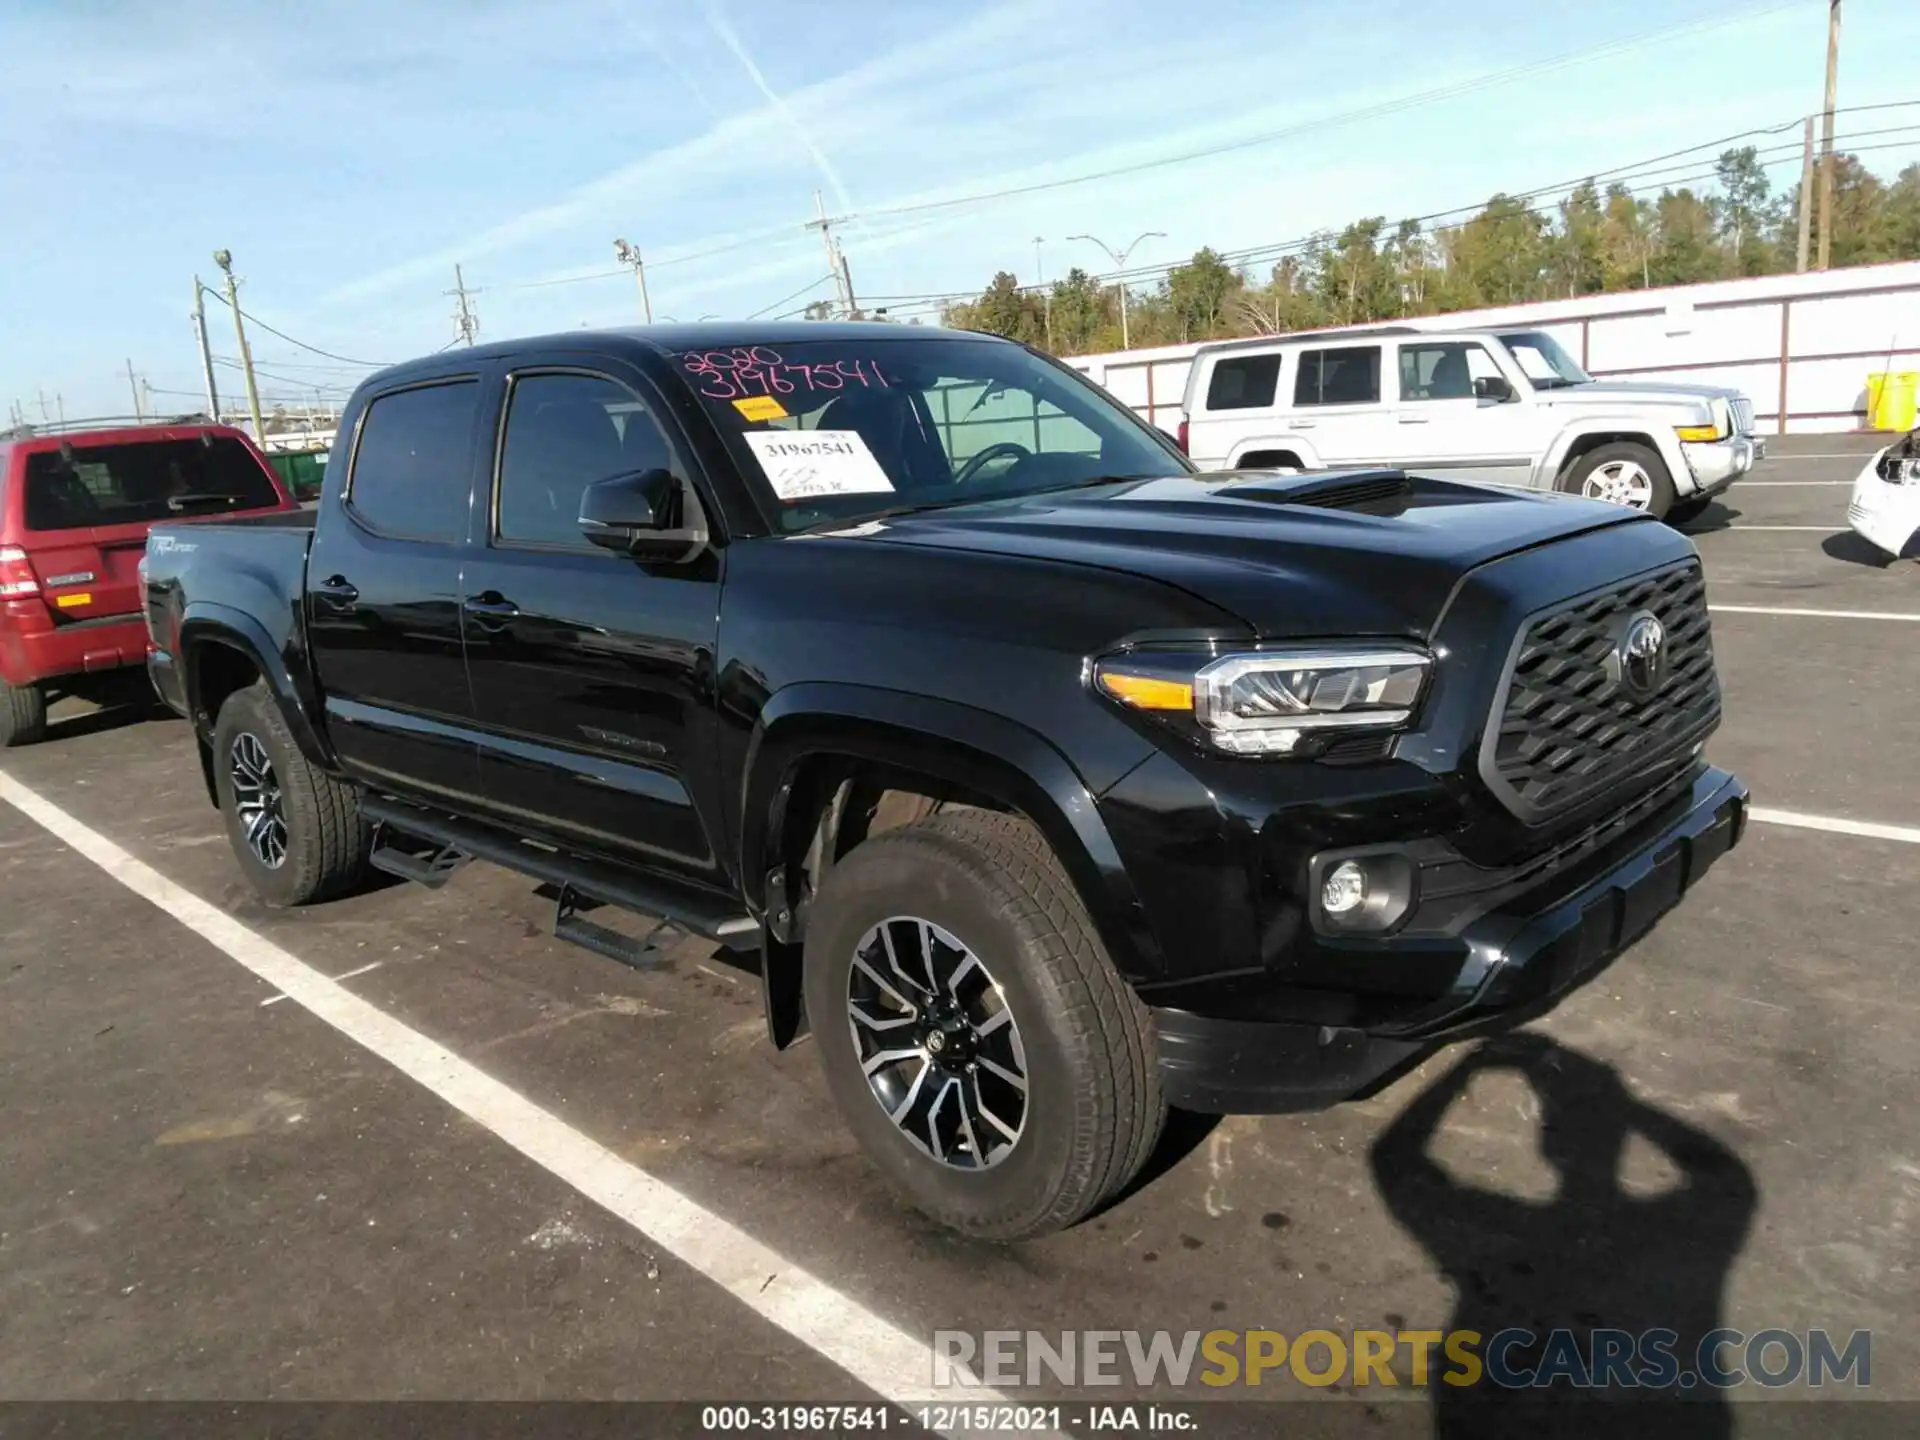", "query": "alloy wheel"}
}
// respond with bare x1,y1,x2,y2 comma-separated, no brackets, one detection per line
846,916,1028,1170
1582,459,1655,509
229,732,289,869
